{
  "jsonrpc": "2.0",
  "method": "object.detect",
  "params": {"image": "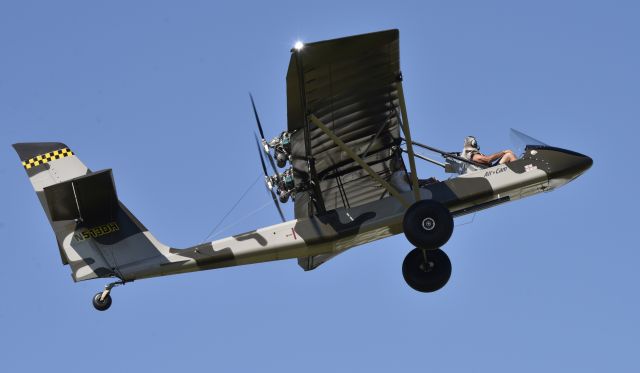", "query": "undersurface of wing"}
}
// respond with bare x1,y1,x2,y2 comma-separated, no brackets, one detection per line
286,29,405,218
